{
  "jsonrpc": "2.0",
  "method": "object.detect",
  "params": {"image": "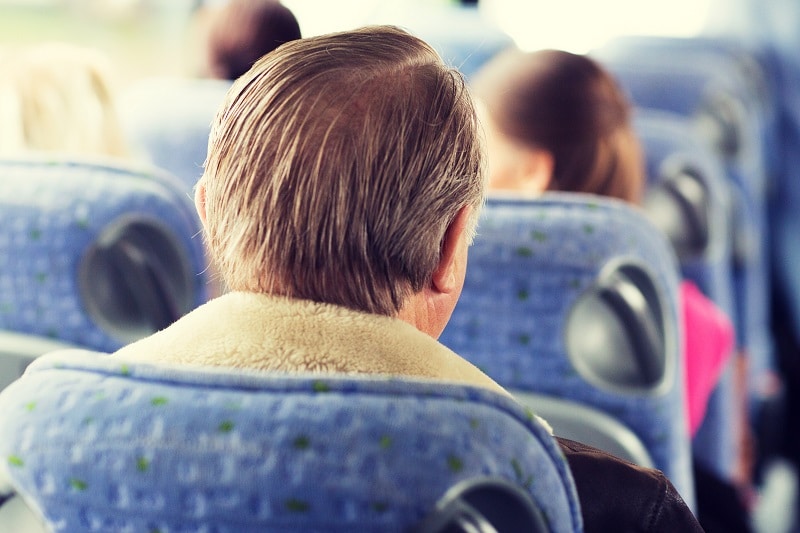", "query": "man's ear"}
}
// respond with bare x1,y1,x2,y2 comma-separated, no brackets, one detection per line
194,179,208,229
432,205,473,294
